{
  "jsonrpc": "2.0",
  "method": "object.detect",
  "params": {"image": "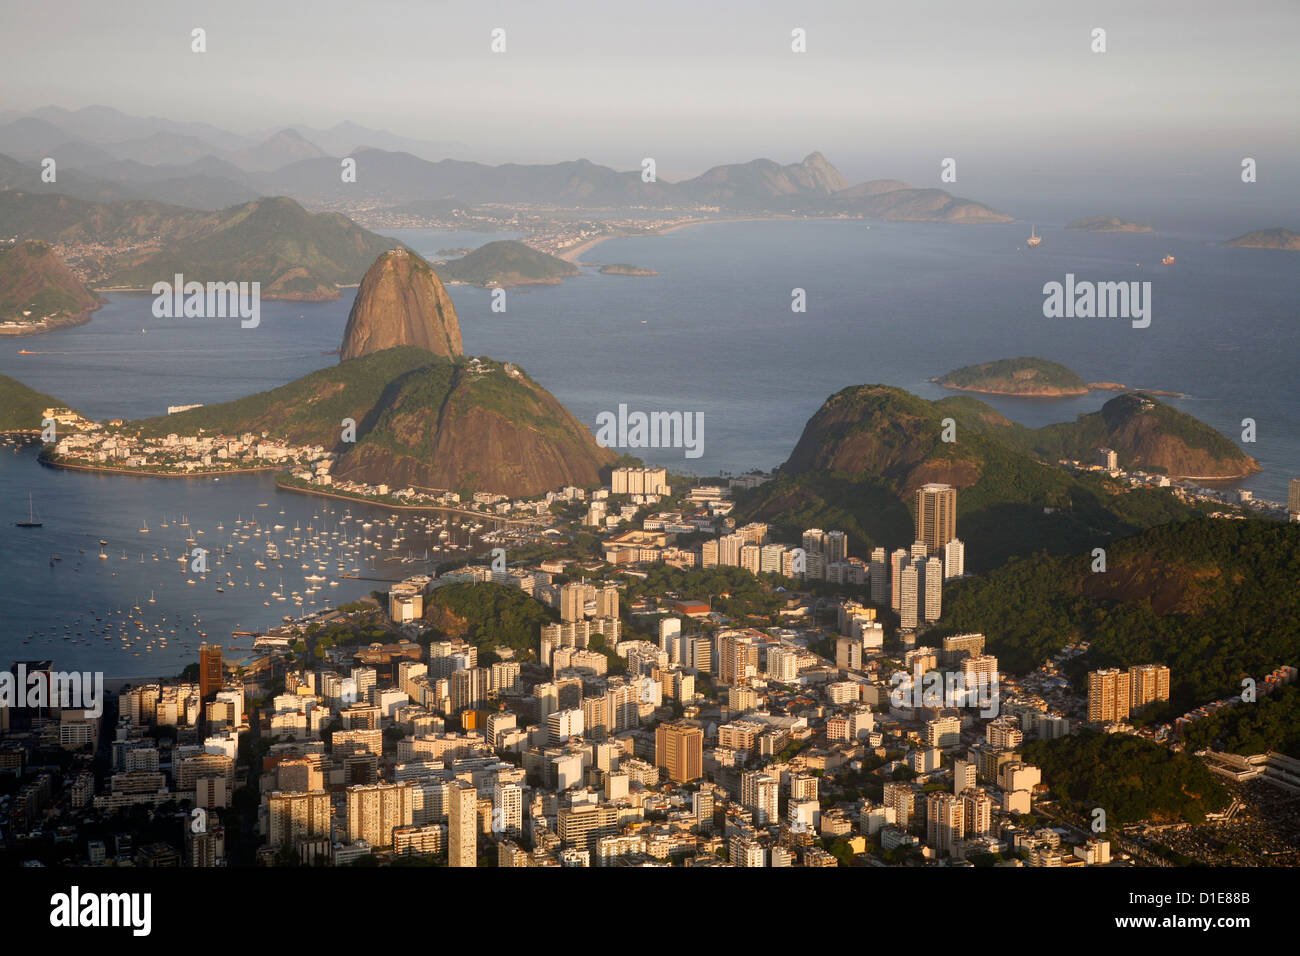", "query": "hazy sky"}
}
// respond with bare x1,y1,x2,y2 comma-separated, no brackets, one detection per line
2,0,1297,184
